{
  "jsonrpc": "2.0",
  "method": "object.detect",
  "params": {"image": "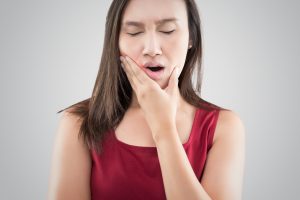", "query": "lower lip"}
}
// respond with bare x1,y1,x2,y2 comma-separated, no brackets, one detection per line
144,68,165,80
